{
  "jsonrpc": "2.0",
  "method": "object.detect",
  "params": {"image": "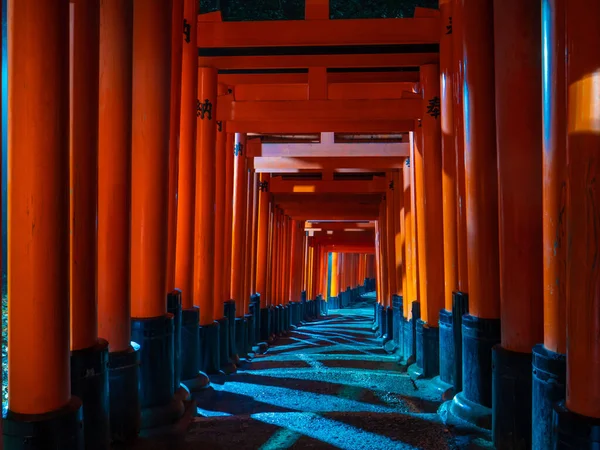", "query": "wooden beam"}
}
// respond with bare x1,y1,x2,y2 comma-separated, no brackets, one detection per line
232,82,416,101
218,71,420,85
248,134,409,158
197,18,440,48
269,177,387,194
234,84,308,101
225,119,414,134
217,97,422,122
251,156,406,173
306,221,375,231
199,53,438,70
